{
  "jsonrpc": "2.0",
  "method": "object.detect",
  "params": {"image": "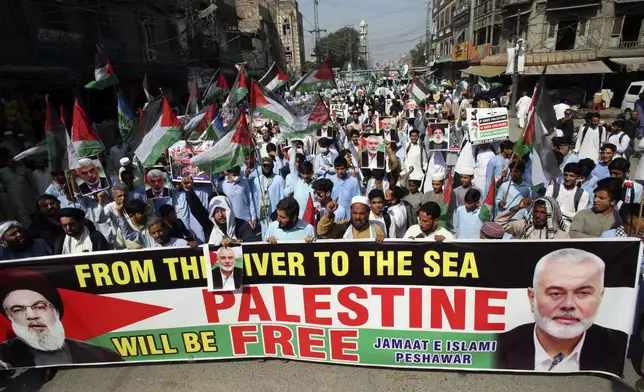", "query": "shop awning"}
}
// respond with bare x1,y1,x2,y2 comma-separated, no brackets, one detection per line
481,51,597,66
461,65,505,77
522,61,613,75
610,57,644,71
